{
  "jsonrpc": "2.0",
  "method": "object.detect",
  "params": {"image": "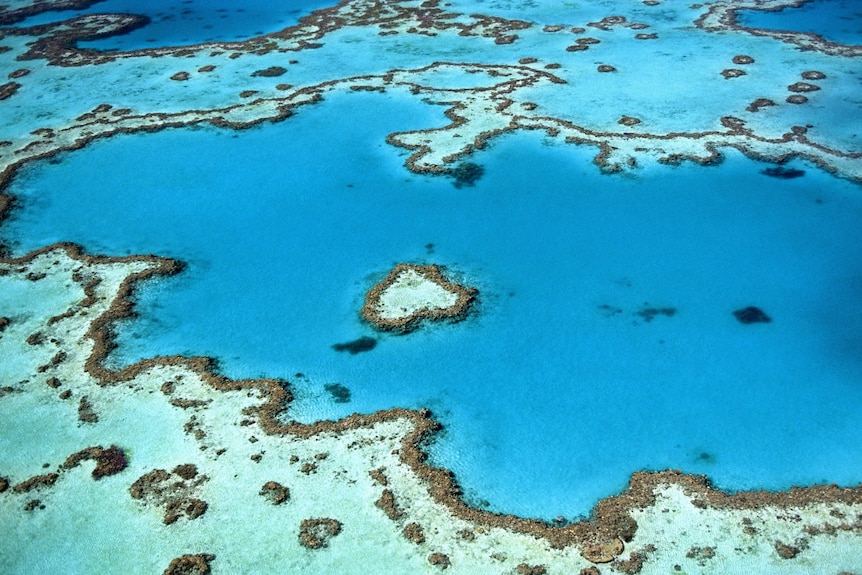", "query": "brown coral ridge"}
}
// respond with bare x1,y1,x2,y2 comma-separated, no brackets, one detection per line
360,263,477,333
4,247,862,560
62,445,129,479
428,552,451,568
3,0,533,68
162,553,215,575
0,81,20,100
12,473,59,493
299,518,343,549
375,488,404,520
